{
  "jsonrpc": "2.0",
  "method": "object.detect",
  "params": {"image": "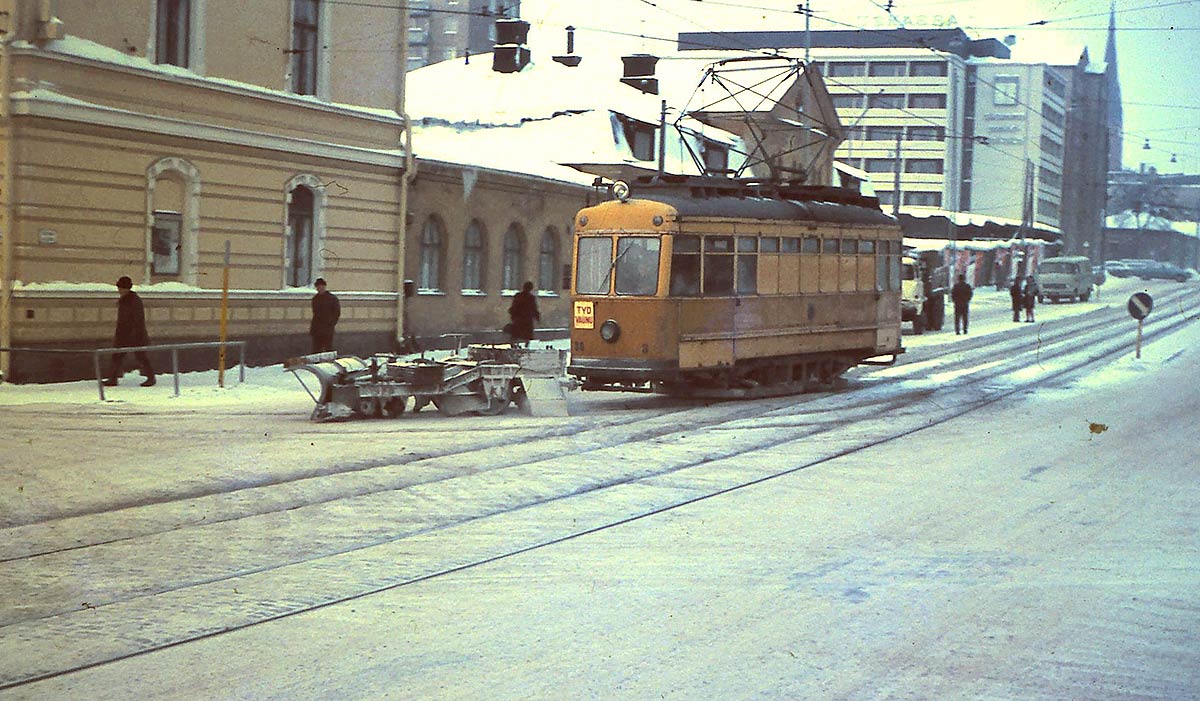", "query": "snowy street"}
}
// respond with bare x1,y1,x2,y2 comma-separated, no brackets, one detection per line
1,277,1198,699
